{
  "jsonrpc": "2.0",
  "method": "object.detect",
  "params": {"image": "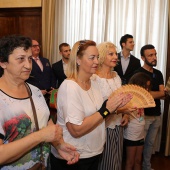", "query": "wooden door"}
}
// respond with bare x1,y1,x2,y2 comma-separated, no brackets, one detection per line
0,7,42,43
